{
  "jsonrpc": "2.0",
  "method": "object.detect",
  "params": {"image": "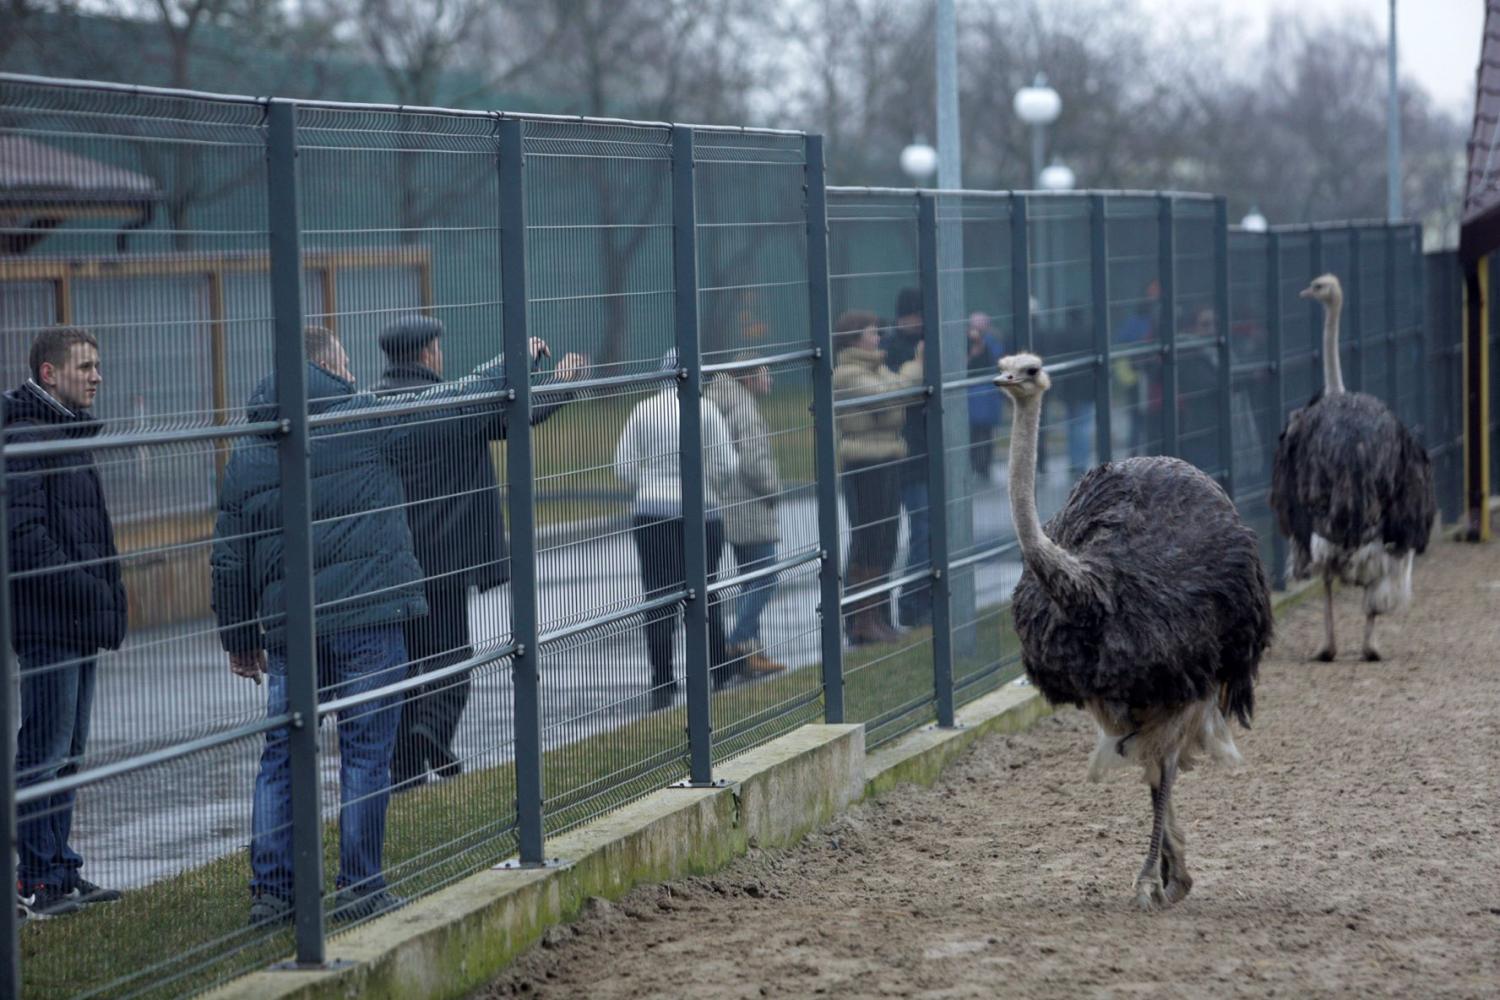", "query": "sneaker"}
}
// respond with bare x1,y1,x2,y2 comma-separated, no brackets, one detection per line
64,877,121,904
247,892,294,927
744,649,787,677
332,888,405,923
17,882,81,920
